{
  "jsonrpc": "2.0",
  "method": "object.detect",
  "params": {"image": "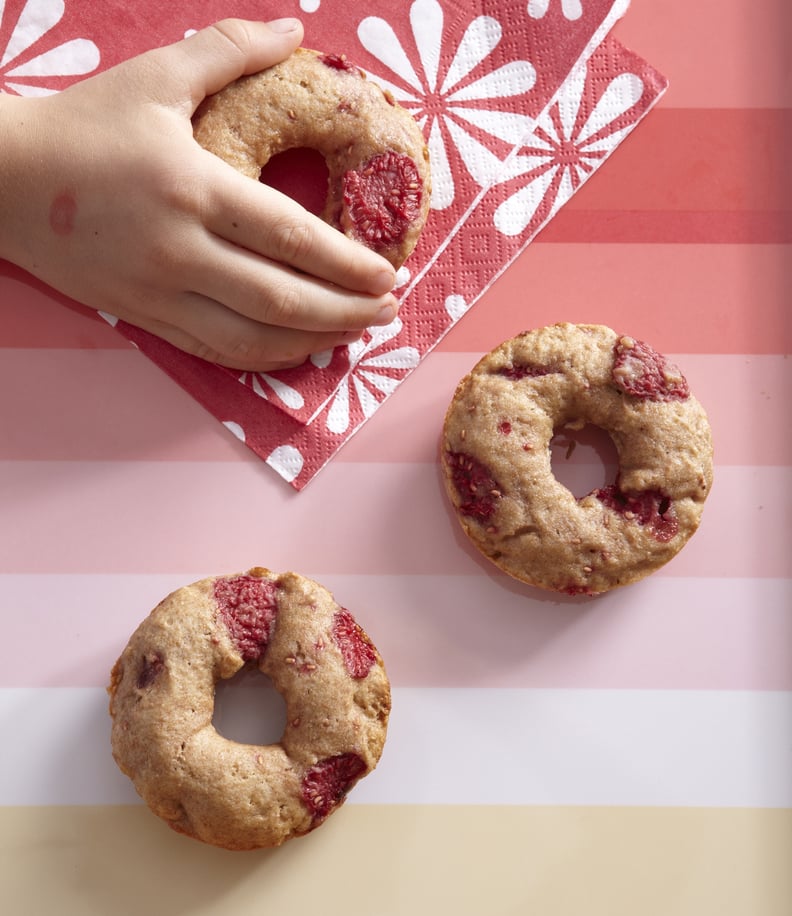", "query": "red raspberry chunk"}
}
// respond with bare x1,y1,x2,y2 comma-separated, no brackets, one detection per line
136,652,164,689
342,151,423,250
595,485,679,542
332,609,378,679
302,753,367,821
611,337,690,401
446,451,503,522
214,575,279,661
319,53,364,76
